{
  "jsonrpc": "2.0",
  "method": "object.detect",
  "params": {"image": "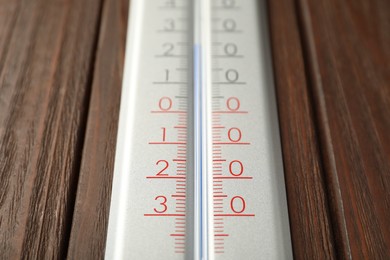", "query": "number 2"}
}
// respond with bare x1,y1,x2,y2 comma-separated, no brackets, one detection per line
156,160,169,176
163,43,174,56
